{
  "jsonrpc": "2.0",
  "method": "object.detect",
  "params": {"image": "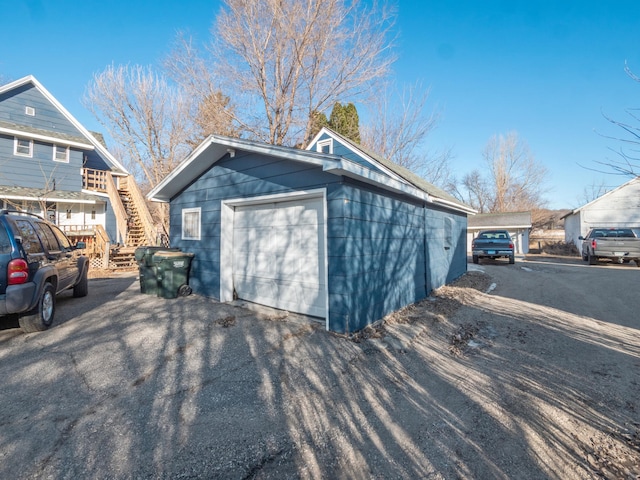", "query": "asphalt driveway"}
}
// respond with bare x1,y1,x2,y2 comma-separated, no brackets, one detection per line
1,257,638,479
